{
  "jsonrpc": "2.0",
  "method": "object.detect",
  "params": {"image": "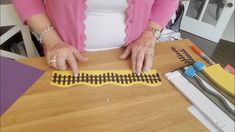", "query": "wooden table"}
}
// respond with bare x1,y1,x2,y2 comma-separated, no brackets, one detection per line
1,40,209,132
